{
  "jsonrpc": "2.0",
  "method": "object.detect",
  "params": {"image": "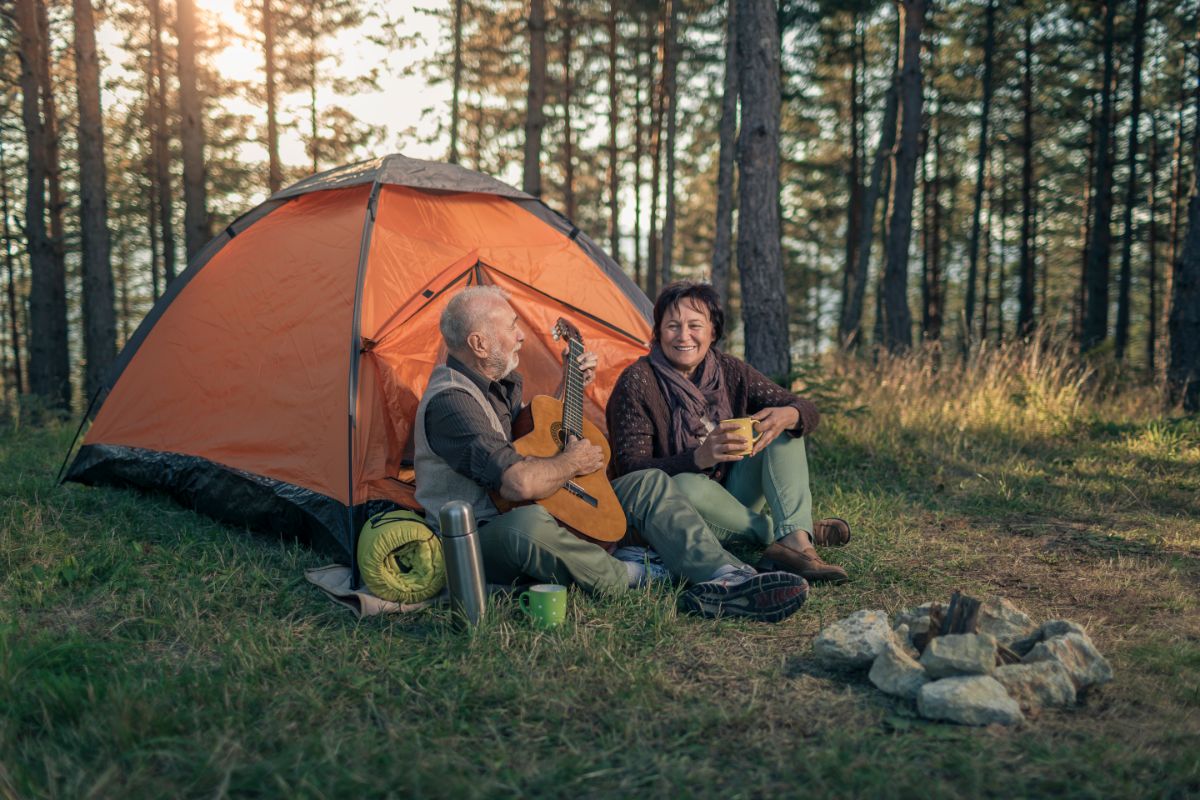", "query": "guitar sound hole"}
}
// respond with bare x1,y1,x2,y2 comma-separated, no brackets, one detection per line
551,421,564,449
